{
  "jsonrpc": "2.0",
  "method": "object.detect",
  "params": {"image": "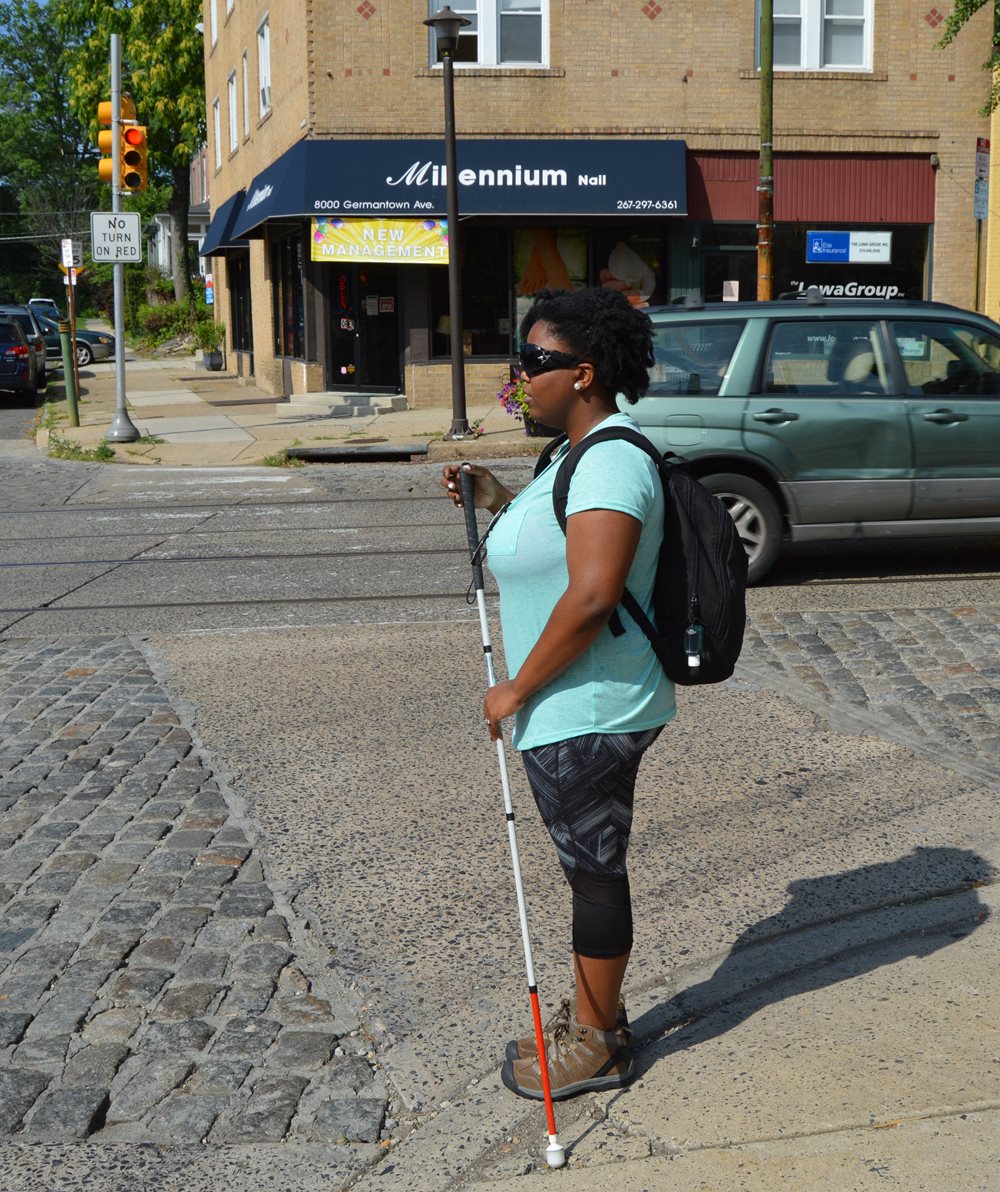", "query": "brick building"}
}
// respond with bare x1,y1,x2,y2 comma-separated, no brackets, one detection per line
199,0,994,405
